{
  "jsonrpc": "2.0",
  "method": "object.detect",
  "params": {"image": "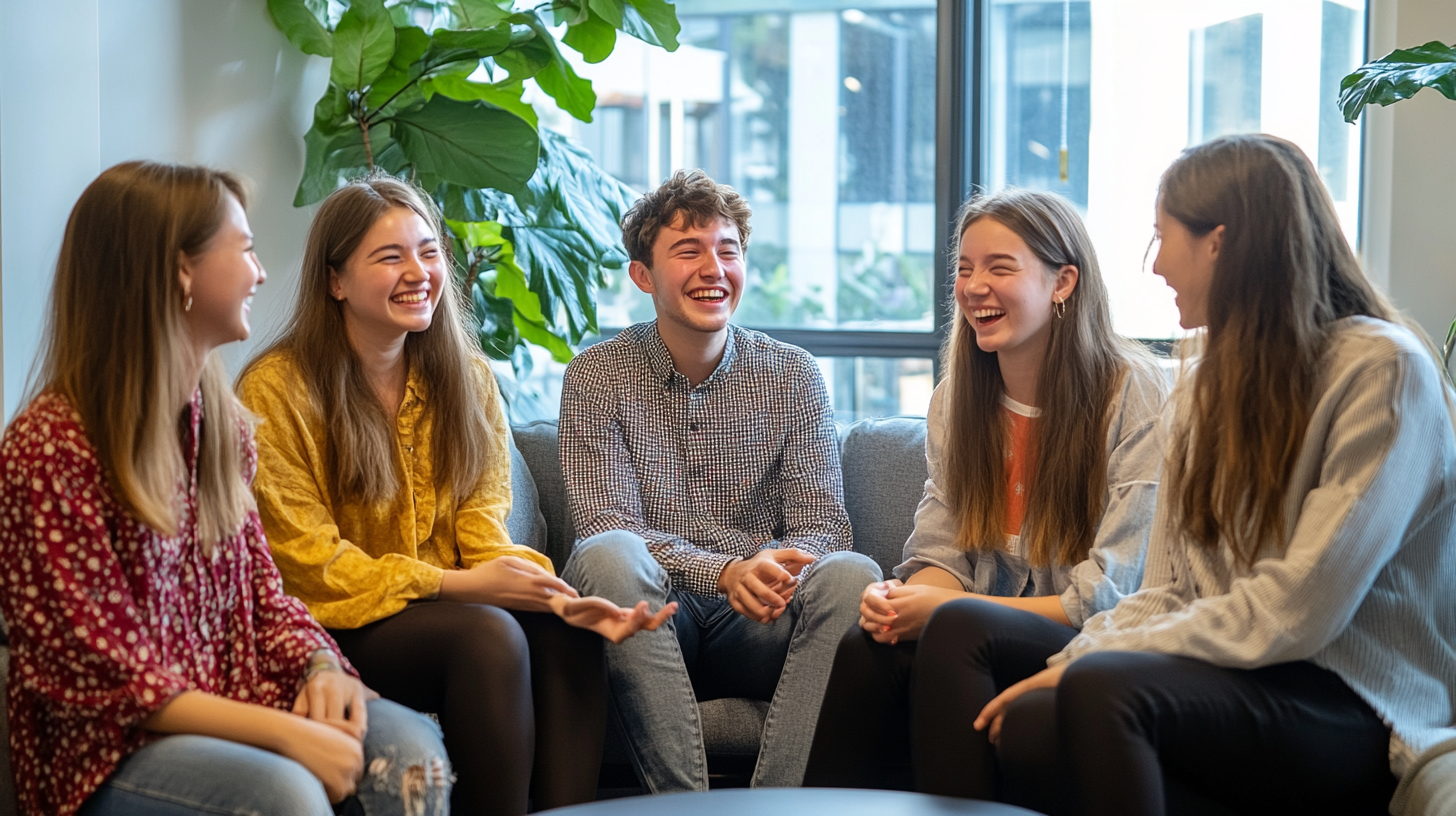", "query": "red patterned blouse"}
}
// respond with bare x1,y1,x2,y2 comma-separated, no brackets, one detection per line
0,391,346,816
